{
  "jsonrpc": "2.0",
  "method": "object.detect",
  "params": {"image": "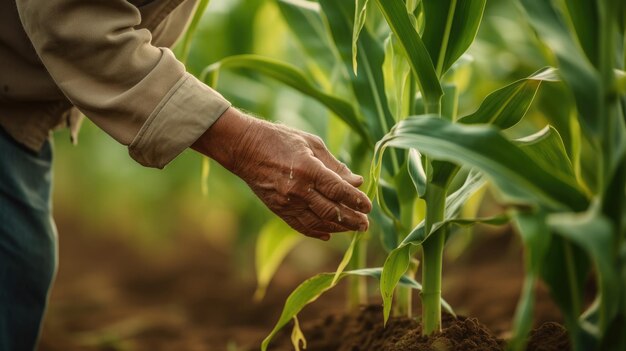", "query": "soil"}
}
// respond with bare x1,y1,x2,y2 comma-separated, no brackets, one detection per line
39,219,570,351
264,305,569,351
39,215,345,351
